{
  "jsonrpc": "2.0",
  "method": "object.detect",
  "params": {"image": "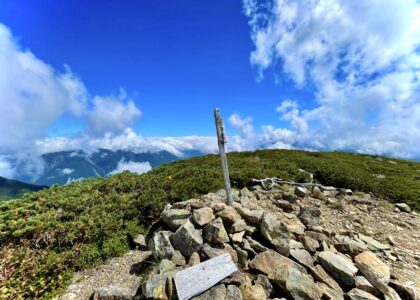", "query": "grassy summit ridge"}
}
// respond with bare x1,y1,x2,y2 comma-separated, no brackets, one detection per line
0,149,419,299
